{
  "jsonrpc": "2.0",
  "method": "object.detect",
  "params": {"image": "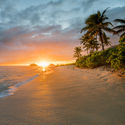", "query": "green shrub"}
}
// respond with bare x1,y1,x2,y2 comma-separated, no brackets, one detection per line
76,42,125,70
119,36,125,44
107,44,125,70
